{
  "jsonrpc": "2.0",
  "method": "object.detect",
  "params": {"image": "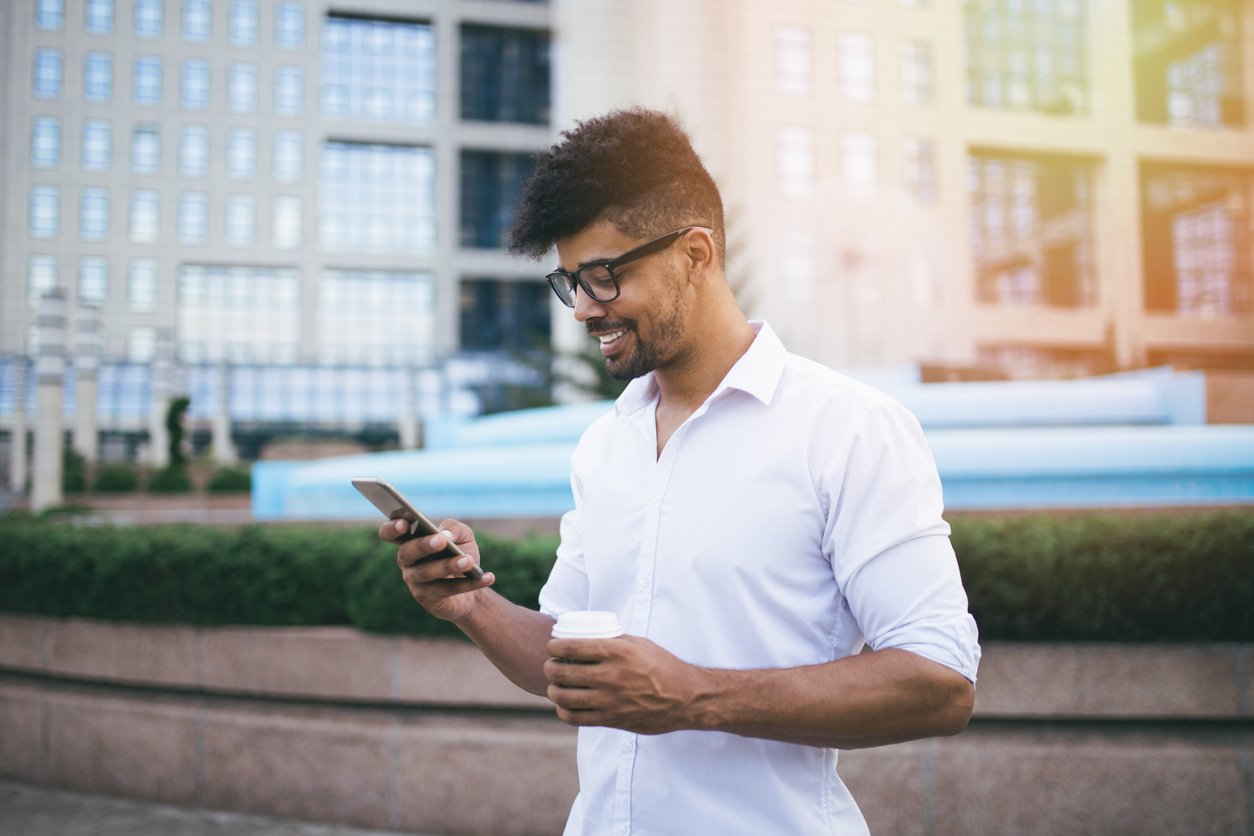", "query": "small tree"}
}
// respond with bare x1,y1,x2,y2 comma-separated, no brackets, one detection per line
166,396,191,467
